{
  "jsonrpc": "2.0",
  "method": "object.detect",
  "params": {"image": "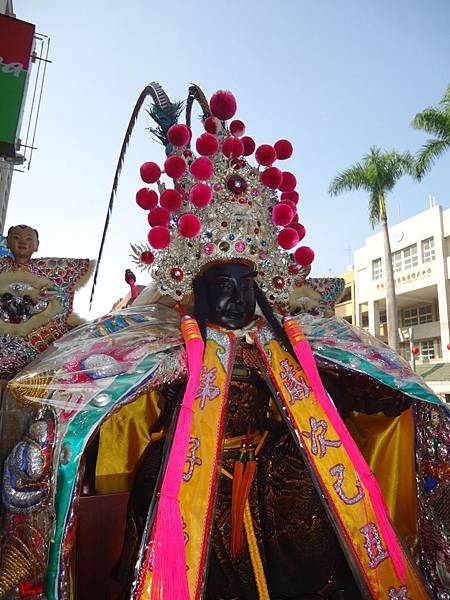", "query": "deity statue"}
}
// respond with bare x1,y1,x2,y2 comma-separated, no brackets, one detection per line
0,223,92,464
0,86,447,600
0,224,92,380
